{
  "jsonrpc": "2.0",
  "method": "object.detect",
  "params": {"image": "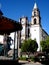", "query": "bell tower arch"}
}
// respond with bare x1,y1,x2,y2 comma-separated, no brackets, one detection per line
31,3,41,26
30,3,42,51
